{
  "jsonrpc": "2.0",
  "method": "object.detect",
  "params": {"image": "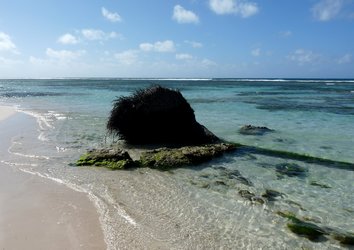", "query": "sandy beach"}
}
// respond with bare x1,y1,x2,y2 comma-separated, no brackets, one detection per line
0,106,106,250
